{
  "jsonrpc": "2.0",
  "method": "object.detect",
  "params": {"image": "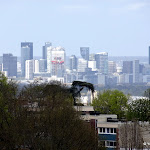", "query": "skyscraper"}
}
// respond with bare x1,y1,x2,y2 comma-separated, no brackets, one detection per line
47,46,65,77
25,60,34,80
77,58,88,72
21,46,31,77
122,61,133,74
21,42,33,59
95,52,108,74
133,60,139,83
69,55,77,70
42,42,52,59
80,47,89,60
2,53,17,77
